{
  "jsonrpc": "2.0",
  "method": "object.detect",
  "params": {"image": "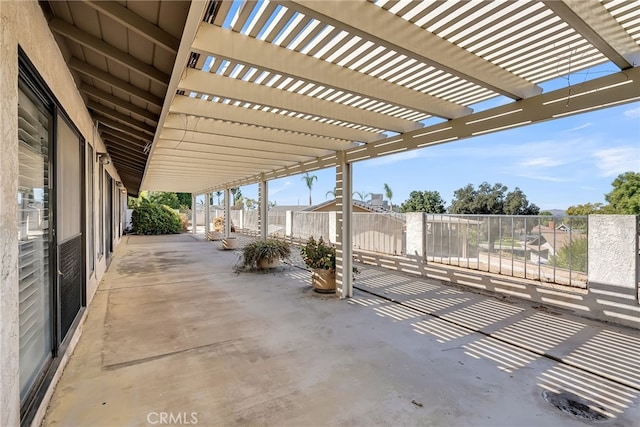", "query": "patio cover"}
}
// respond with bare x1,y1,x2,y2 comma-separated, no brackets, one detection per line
42,0,640,195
